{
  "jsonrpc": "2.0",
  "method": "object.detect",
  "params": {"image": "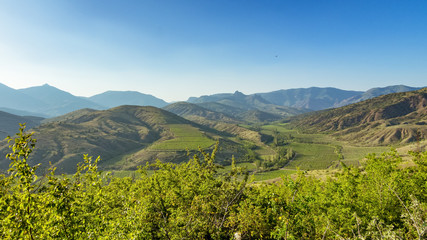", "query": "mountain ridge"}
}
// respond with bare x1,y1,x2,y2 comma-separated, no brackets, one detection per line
0,82,424,119
288,87,427,145
187,85,424,111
